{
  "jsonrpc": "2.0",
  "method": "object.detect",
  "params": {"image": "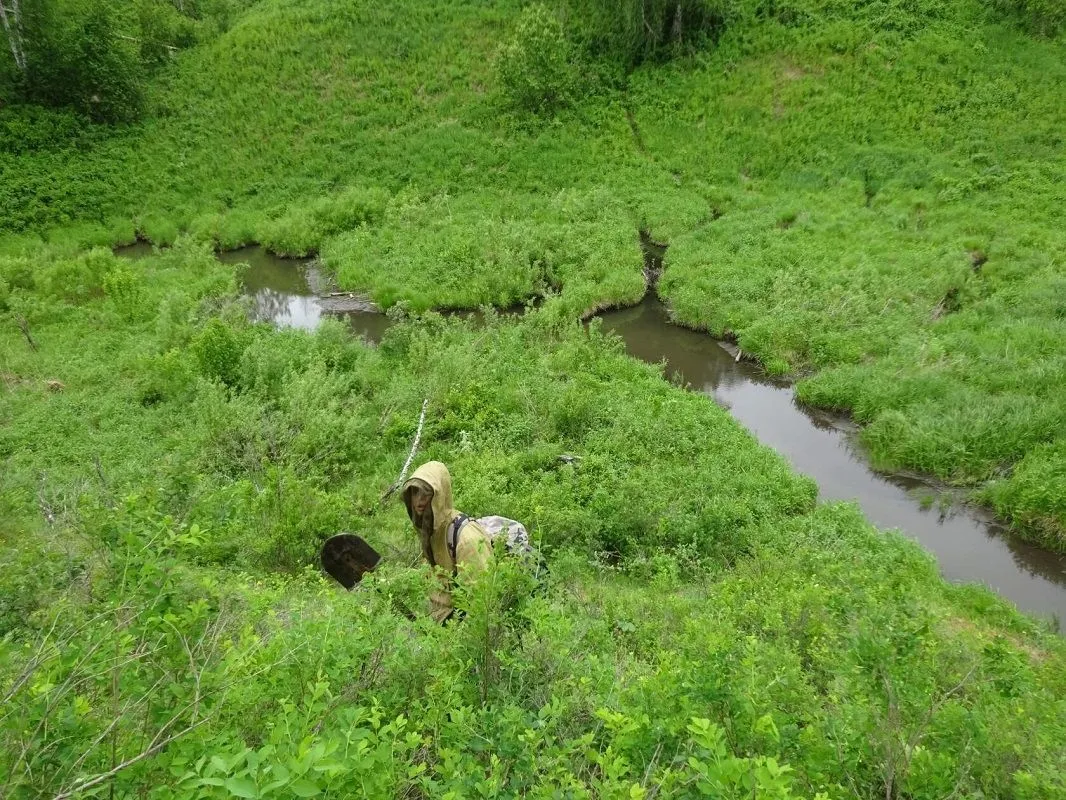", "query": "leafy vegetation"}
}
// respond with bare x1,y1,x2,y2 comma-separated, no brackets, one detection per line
3,0,1066,795
498,4,577,113
990,0,1066,35
0,0,251,122
563,0,731,68
3,244,1065,798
